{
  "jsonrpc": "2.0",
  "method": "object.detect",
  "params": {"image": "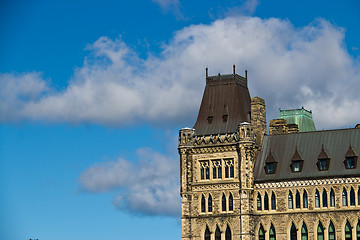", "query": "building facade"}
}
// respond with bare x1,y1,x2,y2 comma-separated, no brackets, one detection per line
178,68,360,240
